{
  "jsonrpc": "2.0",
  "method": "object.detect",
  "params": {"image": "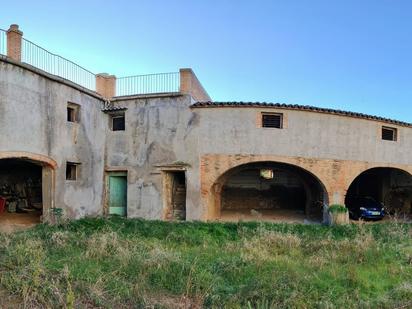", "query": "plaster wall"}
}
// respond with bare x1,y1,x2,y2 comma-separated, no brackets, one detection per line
1,59,412,222
0,60,107,218
192,108,412,219
193,107,412,165
106,95,201,220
